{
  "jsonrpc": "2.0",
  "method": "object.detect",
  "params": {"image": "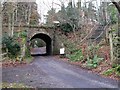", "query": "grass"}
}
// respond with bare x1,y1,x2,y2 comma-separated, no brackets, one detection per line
1,82,32,88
